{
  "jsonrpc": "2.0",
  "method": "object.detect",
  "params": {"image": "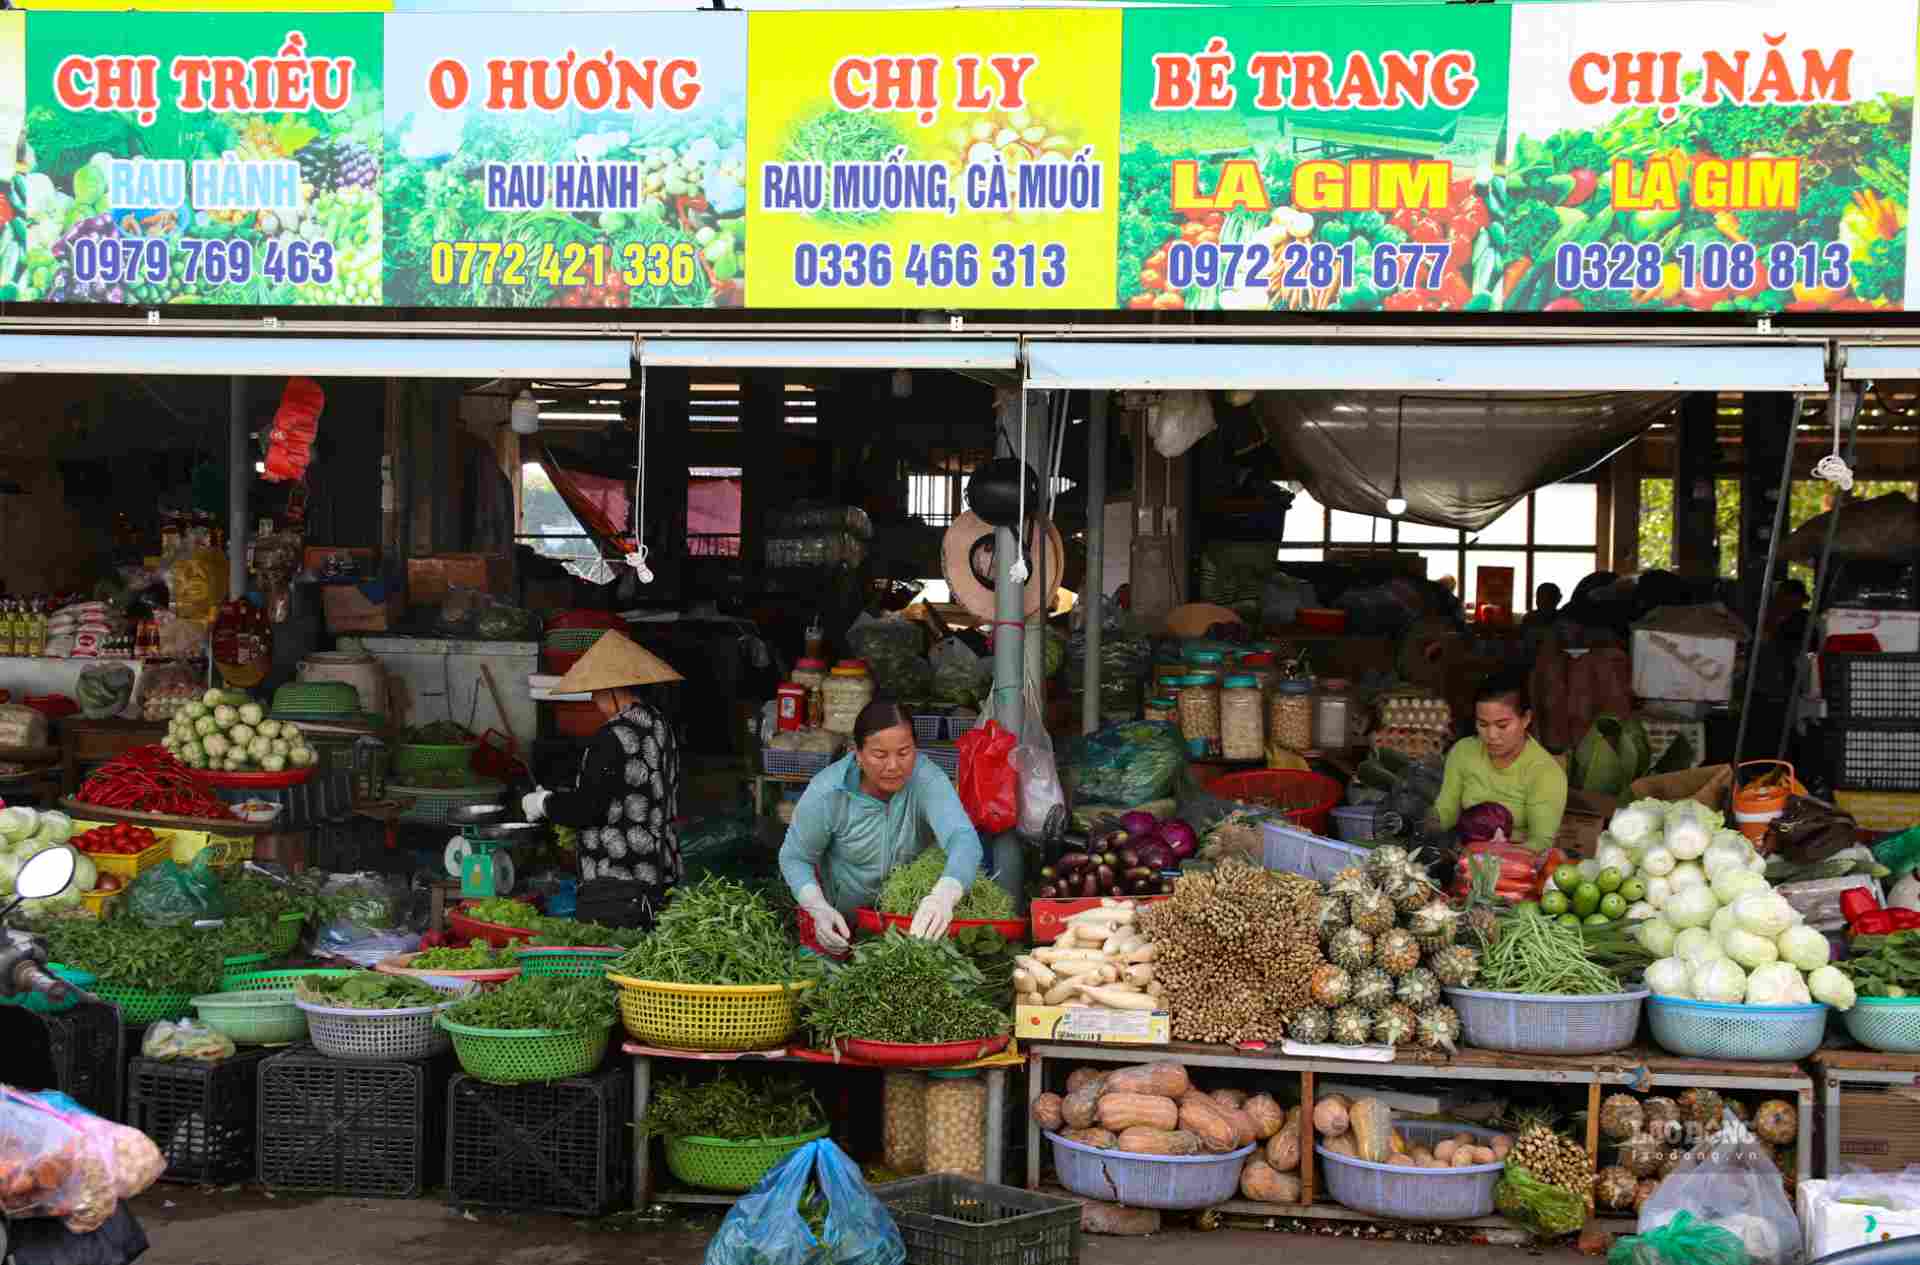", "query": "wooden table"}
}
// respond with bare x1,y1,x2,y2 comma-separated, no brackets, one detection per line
59,719,167,794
